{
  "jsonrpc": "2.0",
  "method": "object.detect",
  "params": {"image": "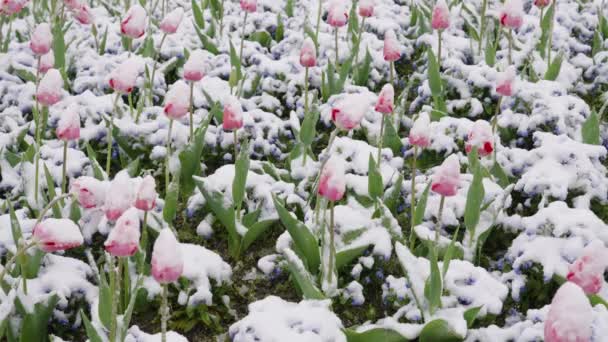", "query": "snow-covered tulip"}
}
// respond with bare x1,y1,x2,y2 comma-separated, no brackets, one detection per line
318,156,346,202
151,229,183,283
121,4,146,39
300,38,317,68
104,207,140,257
327,0,348,27
544,282,593,342
37,69,63,106
160,7,183,34
359,0,374,17
431,0,450,31
223,97,244,131
240,0,256,12
383,30,400,62
409,113,431,148
183,50,206,82
465,120,494,157
56,104,80,141
135,175,157,211
30,23,52,56
331,95,368,131
1,0,28,15
534,0,551,7
496,67,516,97
500,0,524,29
73,3,93,25
431,154,460,197
104,172,134,221
109,58,139,93
32,218,84,252
64,0,79,10
39,51,54,73
375,84,394,114
567,241,608,295
164,80,190,119
71,176,106,209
